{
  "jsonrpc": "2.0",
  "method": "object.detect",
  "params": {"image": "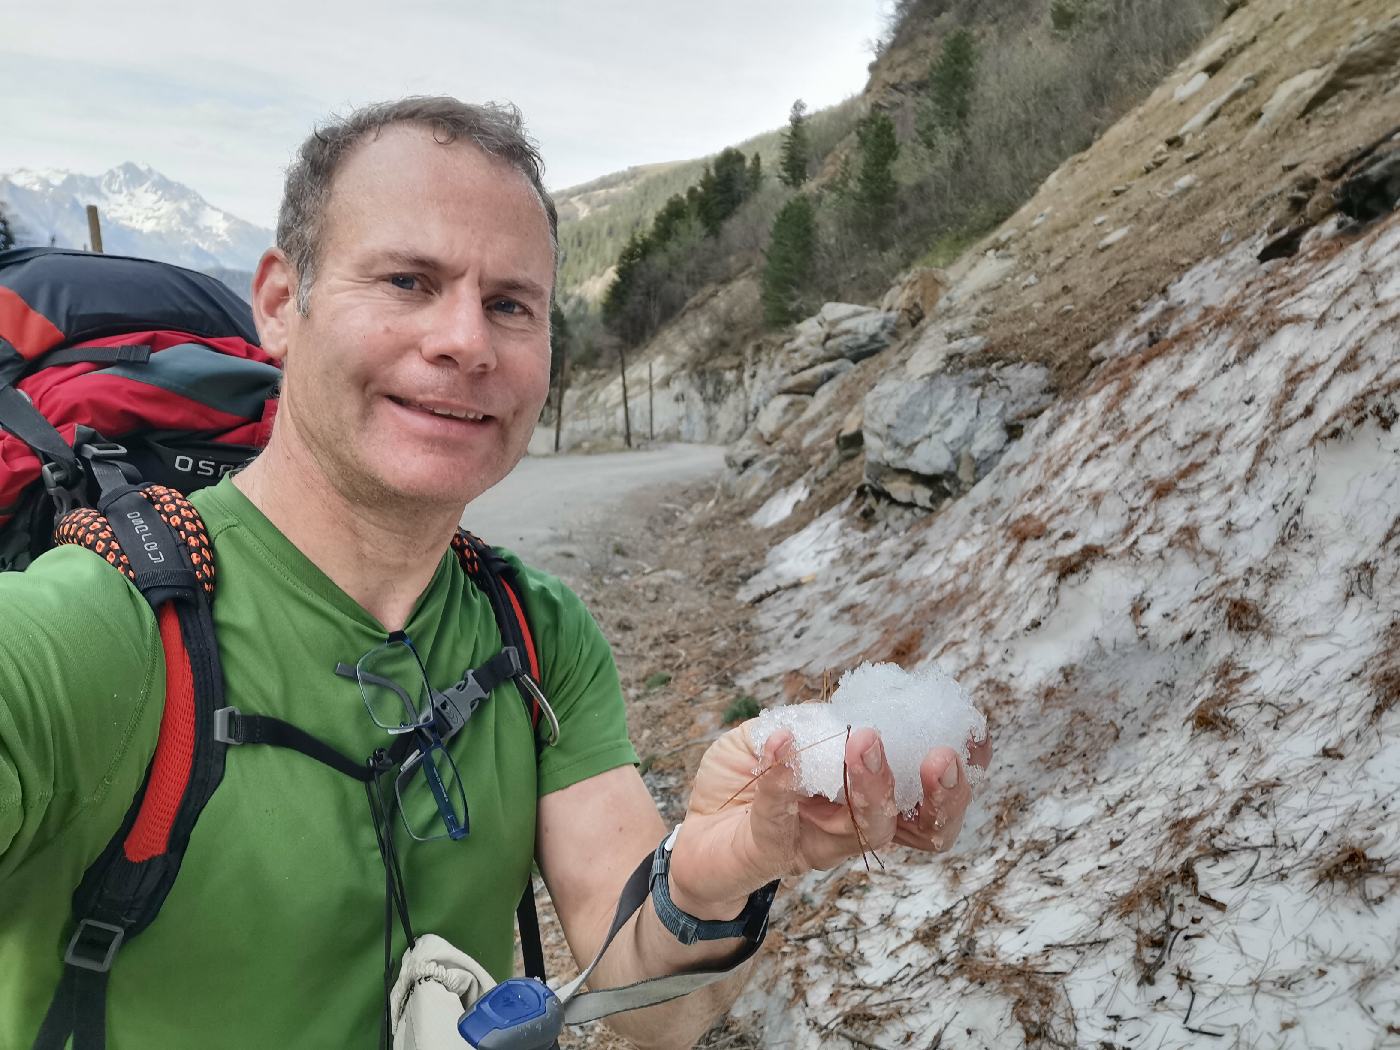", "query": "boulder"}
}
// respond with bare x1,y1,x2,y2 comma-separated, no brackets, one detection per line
823,310,899,363
1251,68,1327,133
754,394,811,444
908,333,987,379
779,359,854,396
880,268,950,326
863,362,1054,508
817,302,870,329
